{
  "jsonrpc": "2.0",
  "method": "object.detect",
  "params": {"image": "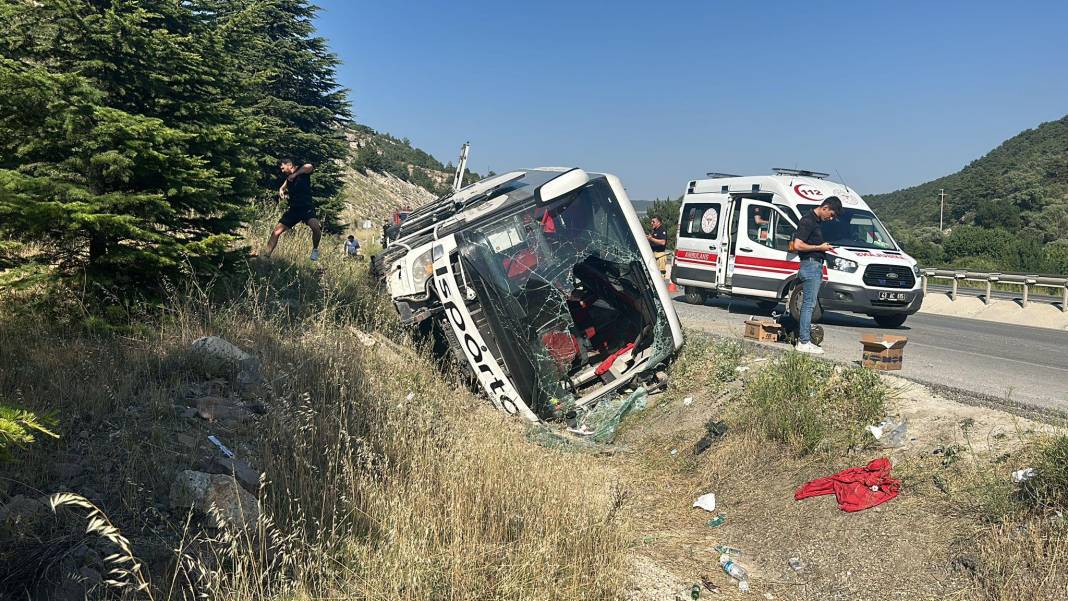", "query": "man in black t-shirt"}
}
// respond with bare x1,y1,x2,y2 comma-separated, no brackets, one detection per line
646,216,669,275
264,158,322,261
790,196,842,354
